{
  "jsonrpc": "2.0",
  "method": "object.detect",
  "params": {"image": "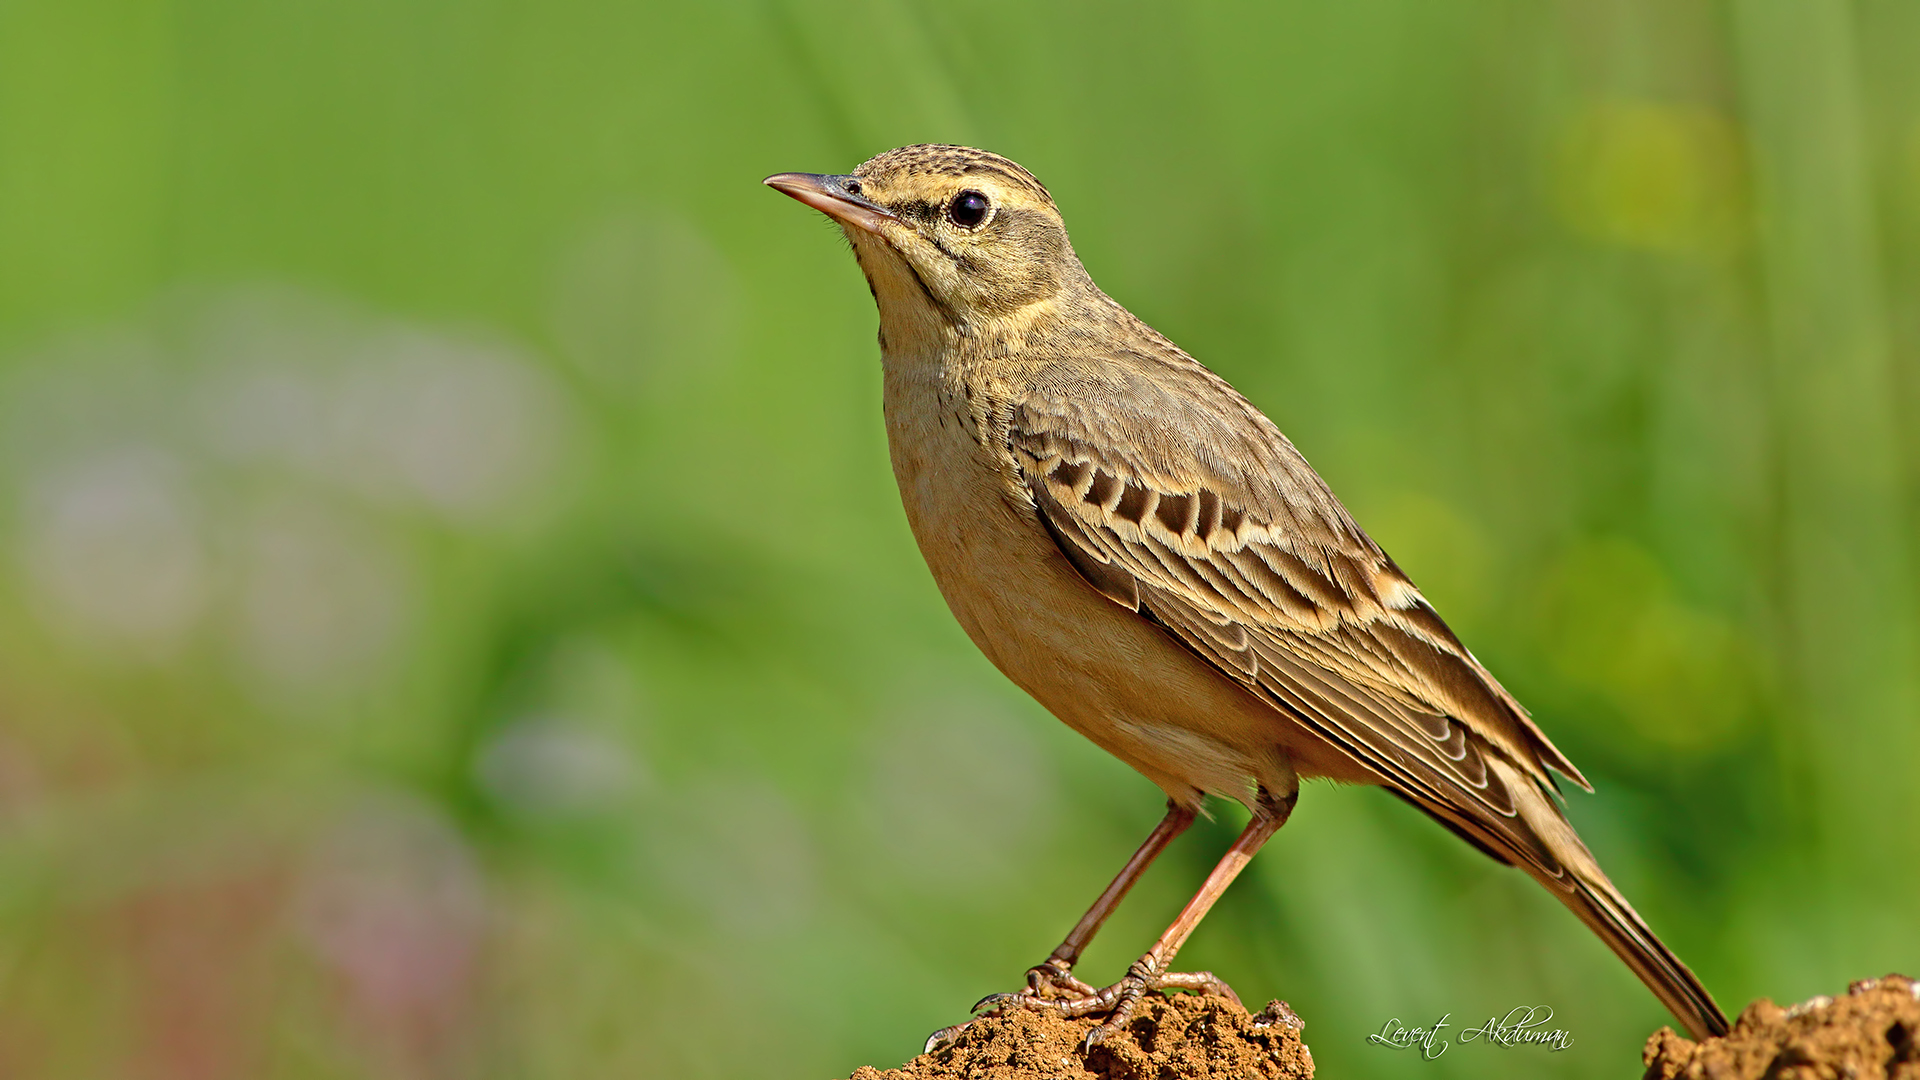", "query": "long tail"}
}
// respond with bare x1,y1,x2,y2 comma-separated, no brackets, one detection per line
1416,759,1730,1041
1559,869,1729,1040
